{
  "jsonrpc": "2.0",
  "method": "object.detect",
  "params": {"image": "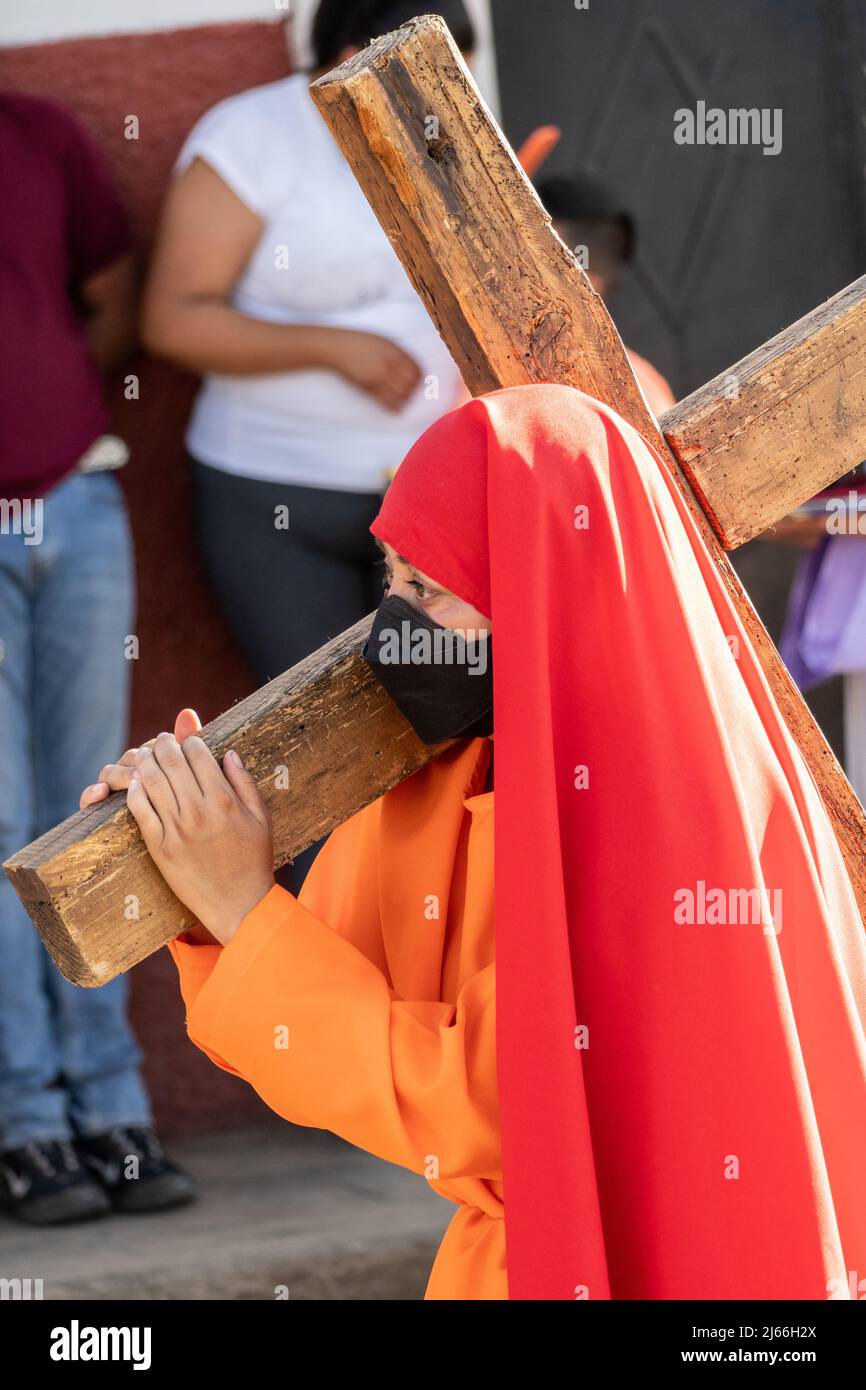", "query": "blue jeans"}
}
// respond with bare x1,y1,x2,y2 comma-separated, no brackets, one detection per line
0,469,152,1147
